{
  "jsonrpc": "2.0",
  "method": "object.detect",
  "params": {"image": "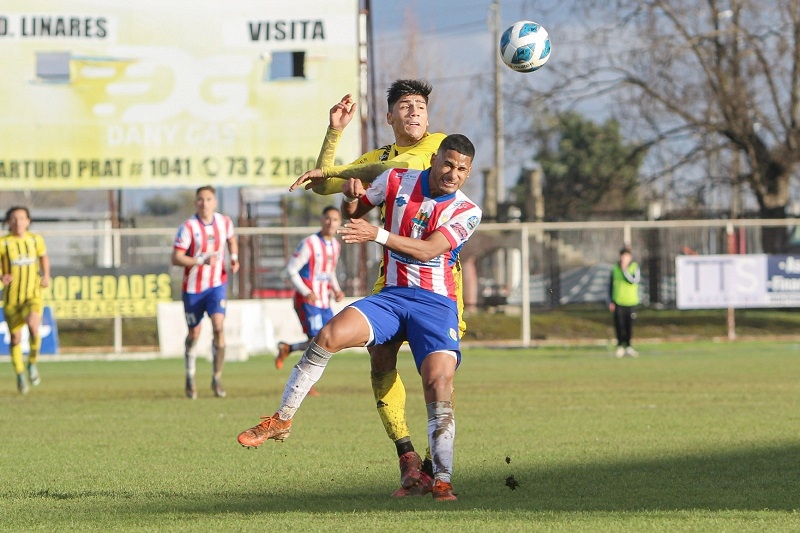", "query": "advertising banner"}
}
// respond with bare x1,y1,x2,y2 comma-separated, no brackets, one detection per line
0,0,360,190
41,266,173,318
0,306,59,355
676,254,800,309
